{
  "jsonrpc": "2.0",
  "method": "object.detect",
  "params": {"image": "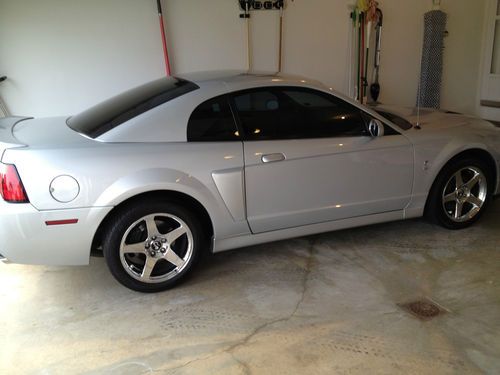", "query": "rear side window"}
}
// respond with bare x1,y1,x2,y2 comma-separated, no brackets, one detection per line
67,77,199,138
187,96,240,142
232,87,368,140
